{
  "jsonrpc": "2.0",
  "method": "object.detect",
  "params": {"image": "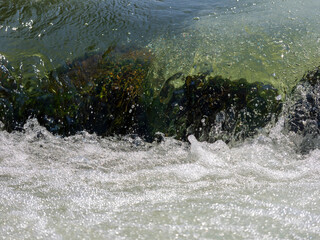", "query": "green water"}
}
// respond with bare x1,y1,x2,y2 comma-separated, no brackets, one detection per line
1,0,320,94
149,0,320,93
